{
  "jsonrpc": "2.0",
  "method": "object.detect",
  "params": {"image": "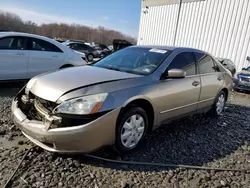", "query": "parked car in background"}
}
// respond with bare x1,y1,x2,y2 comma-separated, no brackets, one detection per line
63,39,85,44
12,46,232,153
0,32,86,81
63,42,101,61
108,45,113,51
93,44,111,57
55,39,65,43
73,50,88,63
113,39,132,51
233,66,250,92
216,58,236,77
